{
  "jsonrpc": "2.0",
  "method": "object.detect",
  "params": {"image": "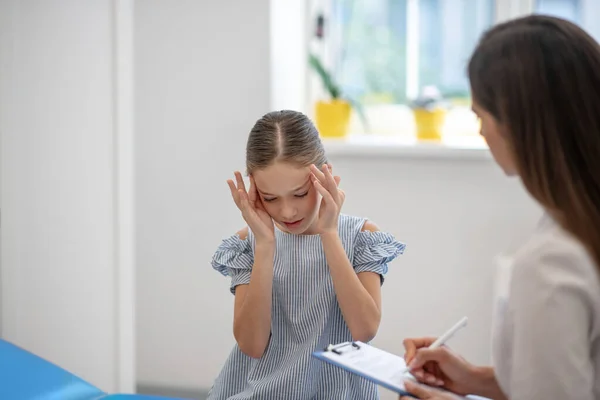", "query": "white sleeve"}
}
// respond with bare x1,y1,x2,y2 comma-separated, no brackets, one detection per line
505,245,596,400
